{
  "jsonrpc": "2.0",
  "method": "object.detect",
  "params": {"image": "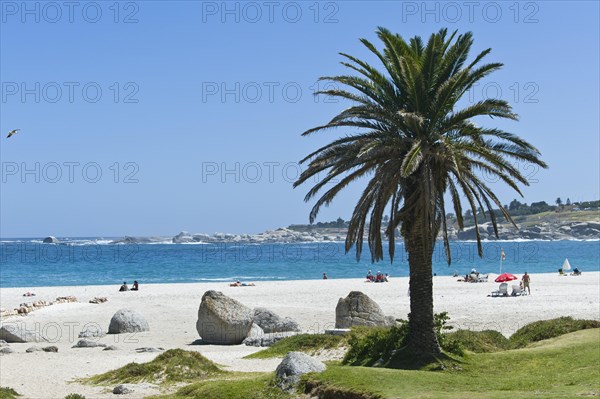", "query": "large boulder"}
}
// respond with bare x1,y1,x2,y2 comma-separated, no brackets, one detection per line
0,324,48,343
108,309,149,334
196,290,253,345
335,291,395,329
253,308,301,333
42,236,59,244
275,352,326,390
